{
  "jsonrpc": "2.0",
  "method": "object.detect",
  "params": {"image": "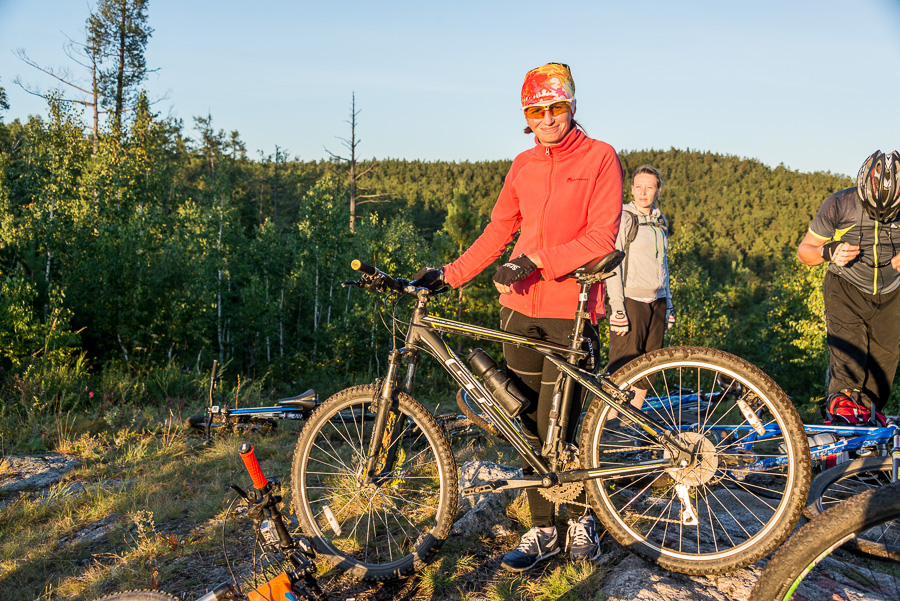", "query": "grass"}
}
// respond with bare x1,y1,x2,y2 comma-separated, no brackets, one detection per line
0,382,618,601
0,372,308,601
